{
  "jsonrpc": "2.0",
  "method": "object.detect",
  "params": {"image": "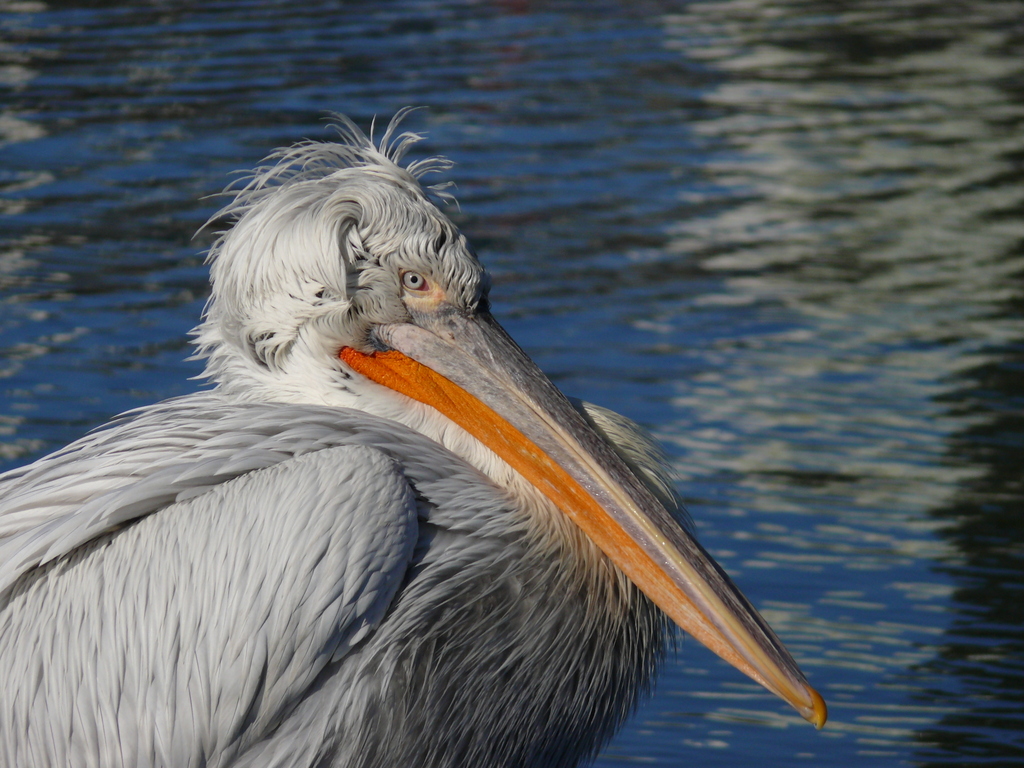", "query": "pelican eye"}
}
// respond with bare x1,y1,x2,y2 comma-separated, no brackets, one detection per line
401,271,430,292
